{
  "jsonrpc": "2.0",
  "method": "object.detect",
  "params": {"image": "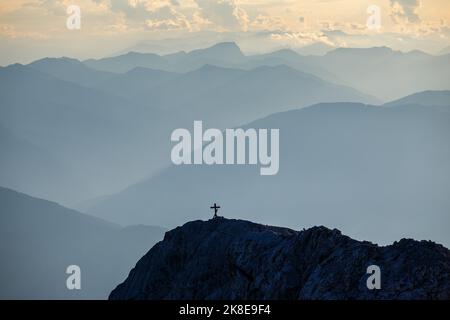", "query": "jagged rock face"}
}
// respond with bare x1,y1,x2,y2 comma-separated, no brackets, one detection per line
110,218,450,300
